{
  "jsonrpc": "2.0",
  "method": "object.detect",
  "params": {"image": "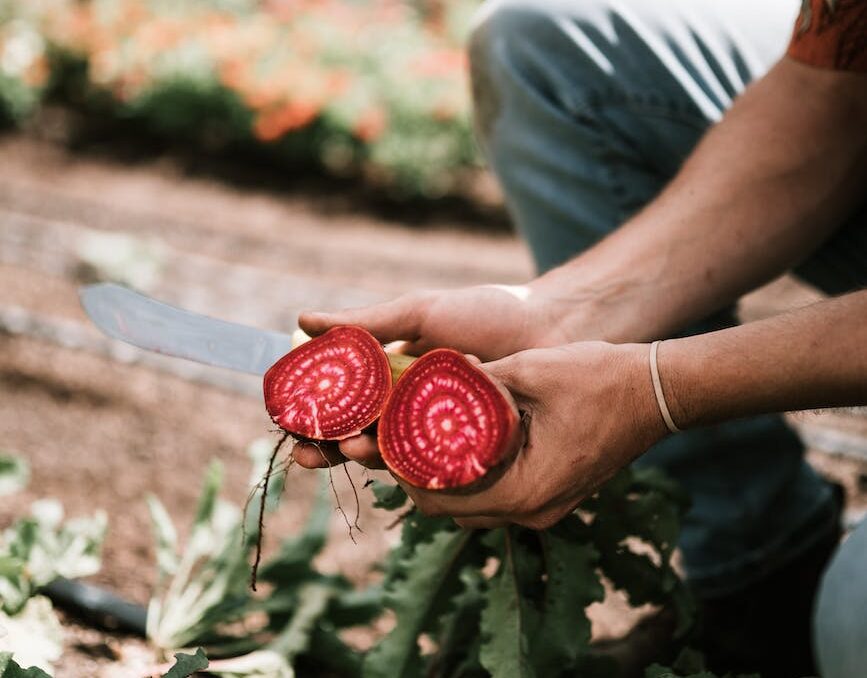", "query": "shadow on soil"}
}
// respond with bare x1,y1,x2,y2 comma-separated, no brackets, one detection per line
12,105,513,234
